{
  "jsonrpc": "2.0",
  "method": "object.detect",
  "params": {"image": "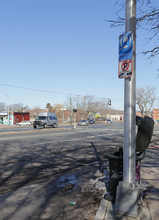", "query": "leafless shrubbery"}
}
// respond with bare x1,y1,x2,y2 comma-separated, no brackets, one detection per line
136,86,156,116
